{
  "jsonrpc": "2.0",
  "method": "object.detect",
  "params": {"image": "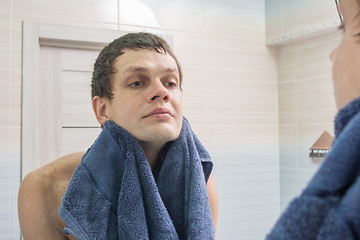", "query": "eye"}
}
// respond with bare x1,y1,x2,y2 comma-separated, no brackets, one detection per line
129,81,143,87
164,81,177,88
